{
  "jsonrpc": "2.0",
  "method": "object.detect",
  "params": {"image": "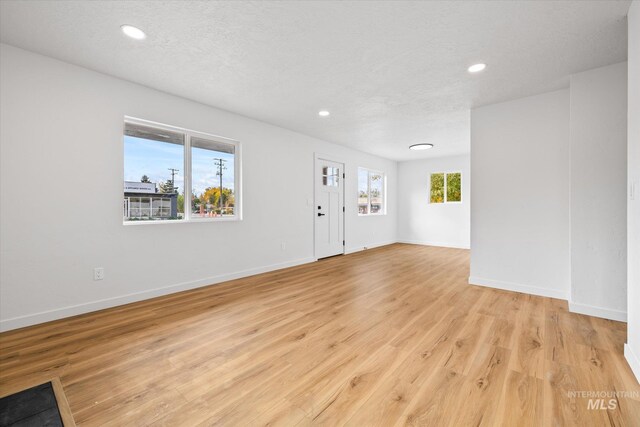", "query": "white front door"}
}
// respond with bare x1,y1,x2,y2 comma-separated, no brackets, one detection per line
315,158,345,259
